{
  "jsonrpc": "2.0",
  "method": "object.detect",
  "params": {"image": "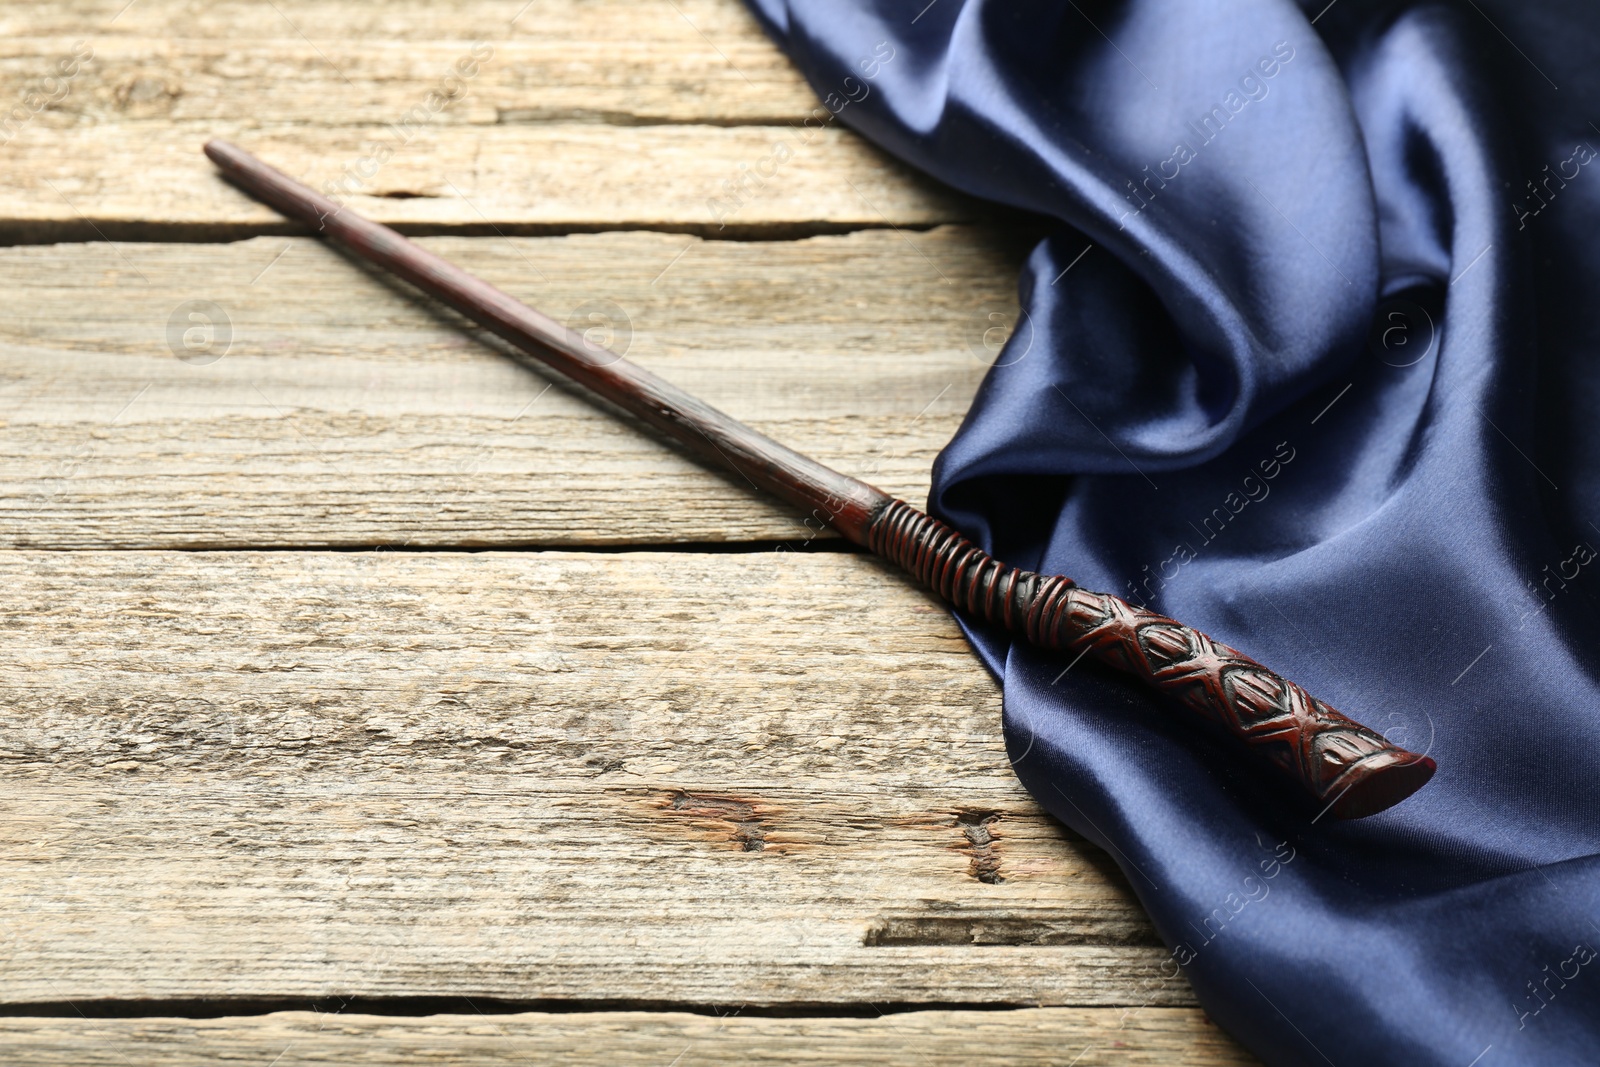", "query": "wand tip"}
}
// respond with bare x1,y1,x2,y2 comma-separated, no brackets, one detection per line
203,138,237,167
